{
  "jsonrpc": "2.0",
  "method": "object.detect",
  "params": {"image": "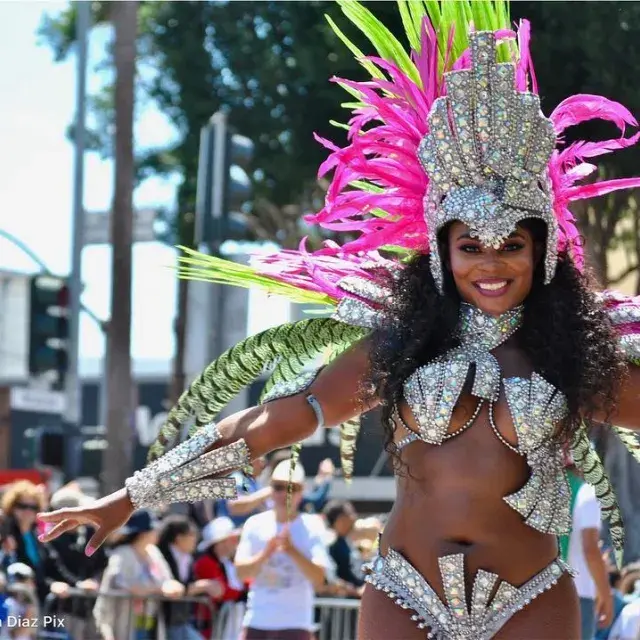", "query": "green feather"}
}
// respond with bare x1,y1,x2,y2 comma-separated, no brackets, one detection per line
325,13,385,81
612,426,640,464
286,442,303,518
338,415,361,484
397,0,422,53
571,424,624,568
328,0,511,102
175,246,337,308
337,0,419,85
147,318,367,463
